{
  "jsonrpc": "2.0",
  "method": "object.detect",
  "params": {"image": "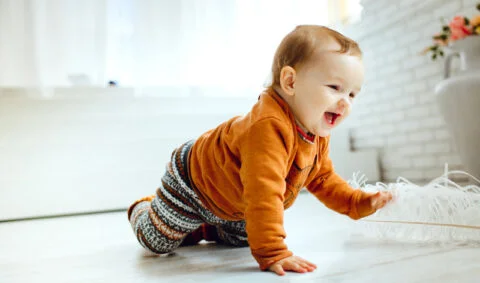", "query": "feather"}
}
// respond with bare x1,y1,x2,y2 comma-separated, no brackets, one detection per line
348,164,480,245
